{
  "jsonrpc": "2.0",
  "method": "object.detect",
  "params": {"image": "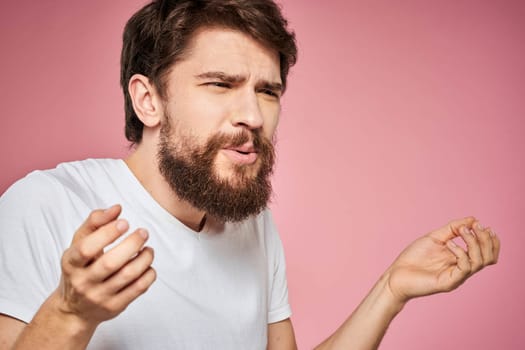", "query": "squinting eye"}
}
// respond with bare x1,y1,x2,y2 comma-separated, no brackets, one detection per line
260,89,280,98
207,82,231,89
